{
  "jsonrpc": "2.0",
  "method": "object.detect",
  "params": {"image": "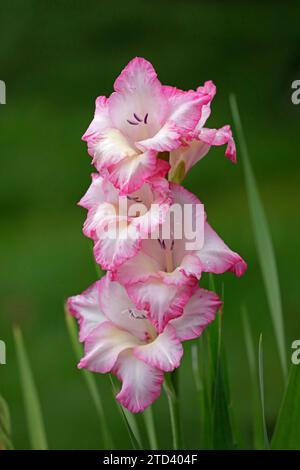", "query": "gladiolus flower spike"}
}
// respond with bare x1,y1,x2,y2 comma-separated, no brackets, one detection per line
67,57,247,413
